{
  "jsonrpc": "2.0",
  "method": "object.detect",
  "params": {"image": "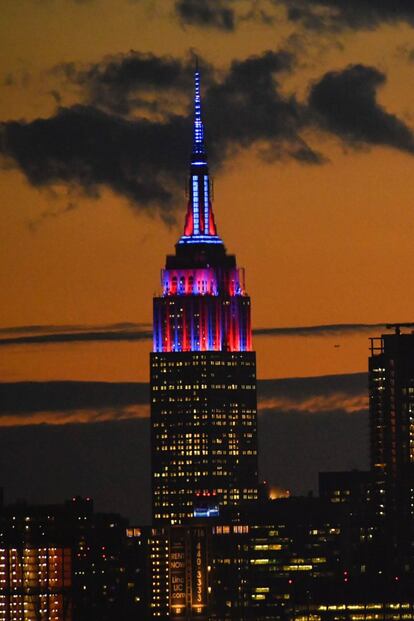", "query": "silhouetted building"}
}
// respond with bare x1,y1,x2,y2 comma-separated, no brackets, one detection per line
369,328,414,574
151,69,258,525
146,496,414,621
124,526,151,617
319,471,372,506
209,498,346,619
